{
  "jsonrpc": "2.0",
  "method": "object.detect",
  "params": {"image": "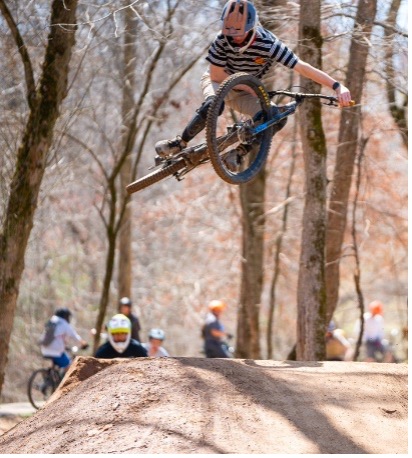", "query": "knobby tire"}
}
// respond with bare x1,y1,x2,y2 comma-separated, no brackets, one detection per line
27,368,57,410
206,72,272,185
126,158,186,194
